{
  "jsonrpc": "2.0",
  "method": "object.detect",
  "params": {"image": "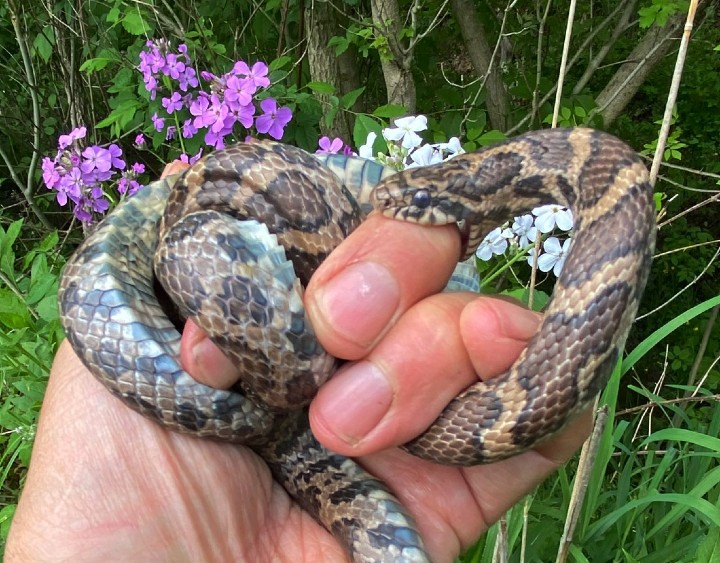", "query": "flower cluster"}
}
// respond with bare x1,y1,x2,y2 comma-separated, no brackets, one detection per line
476,205,574,276
139,40,293,152
365,115,464,170
339,115,574,277
41,127,144,223
315,136,354,156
